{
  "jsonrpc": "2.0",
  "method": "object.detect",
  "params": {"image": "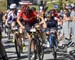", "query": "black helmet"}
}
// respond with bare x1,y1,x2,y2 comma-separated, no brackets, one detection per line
31,7,36,11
